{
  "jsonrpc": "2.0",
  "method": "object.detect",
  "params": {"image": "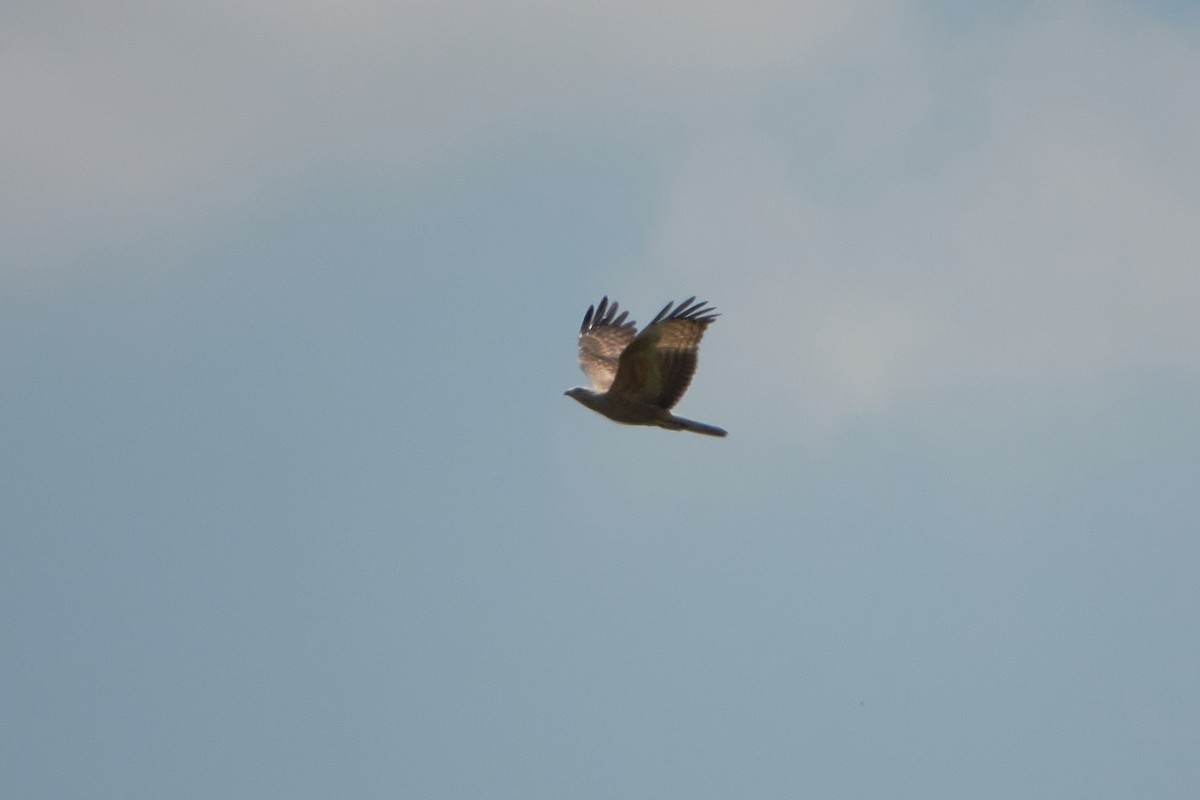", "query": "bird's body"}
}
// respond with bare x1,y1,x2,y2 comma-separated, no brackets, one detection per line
564,296,726,437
